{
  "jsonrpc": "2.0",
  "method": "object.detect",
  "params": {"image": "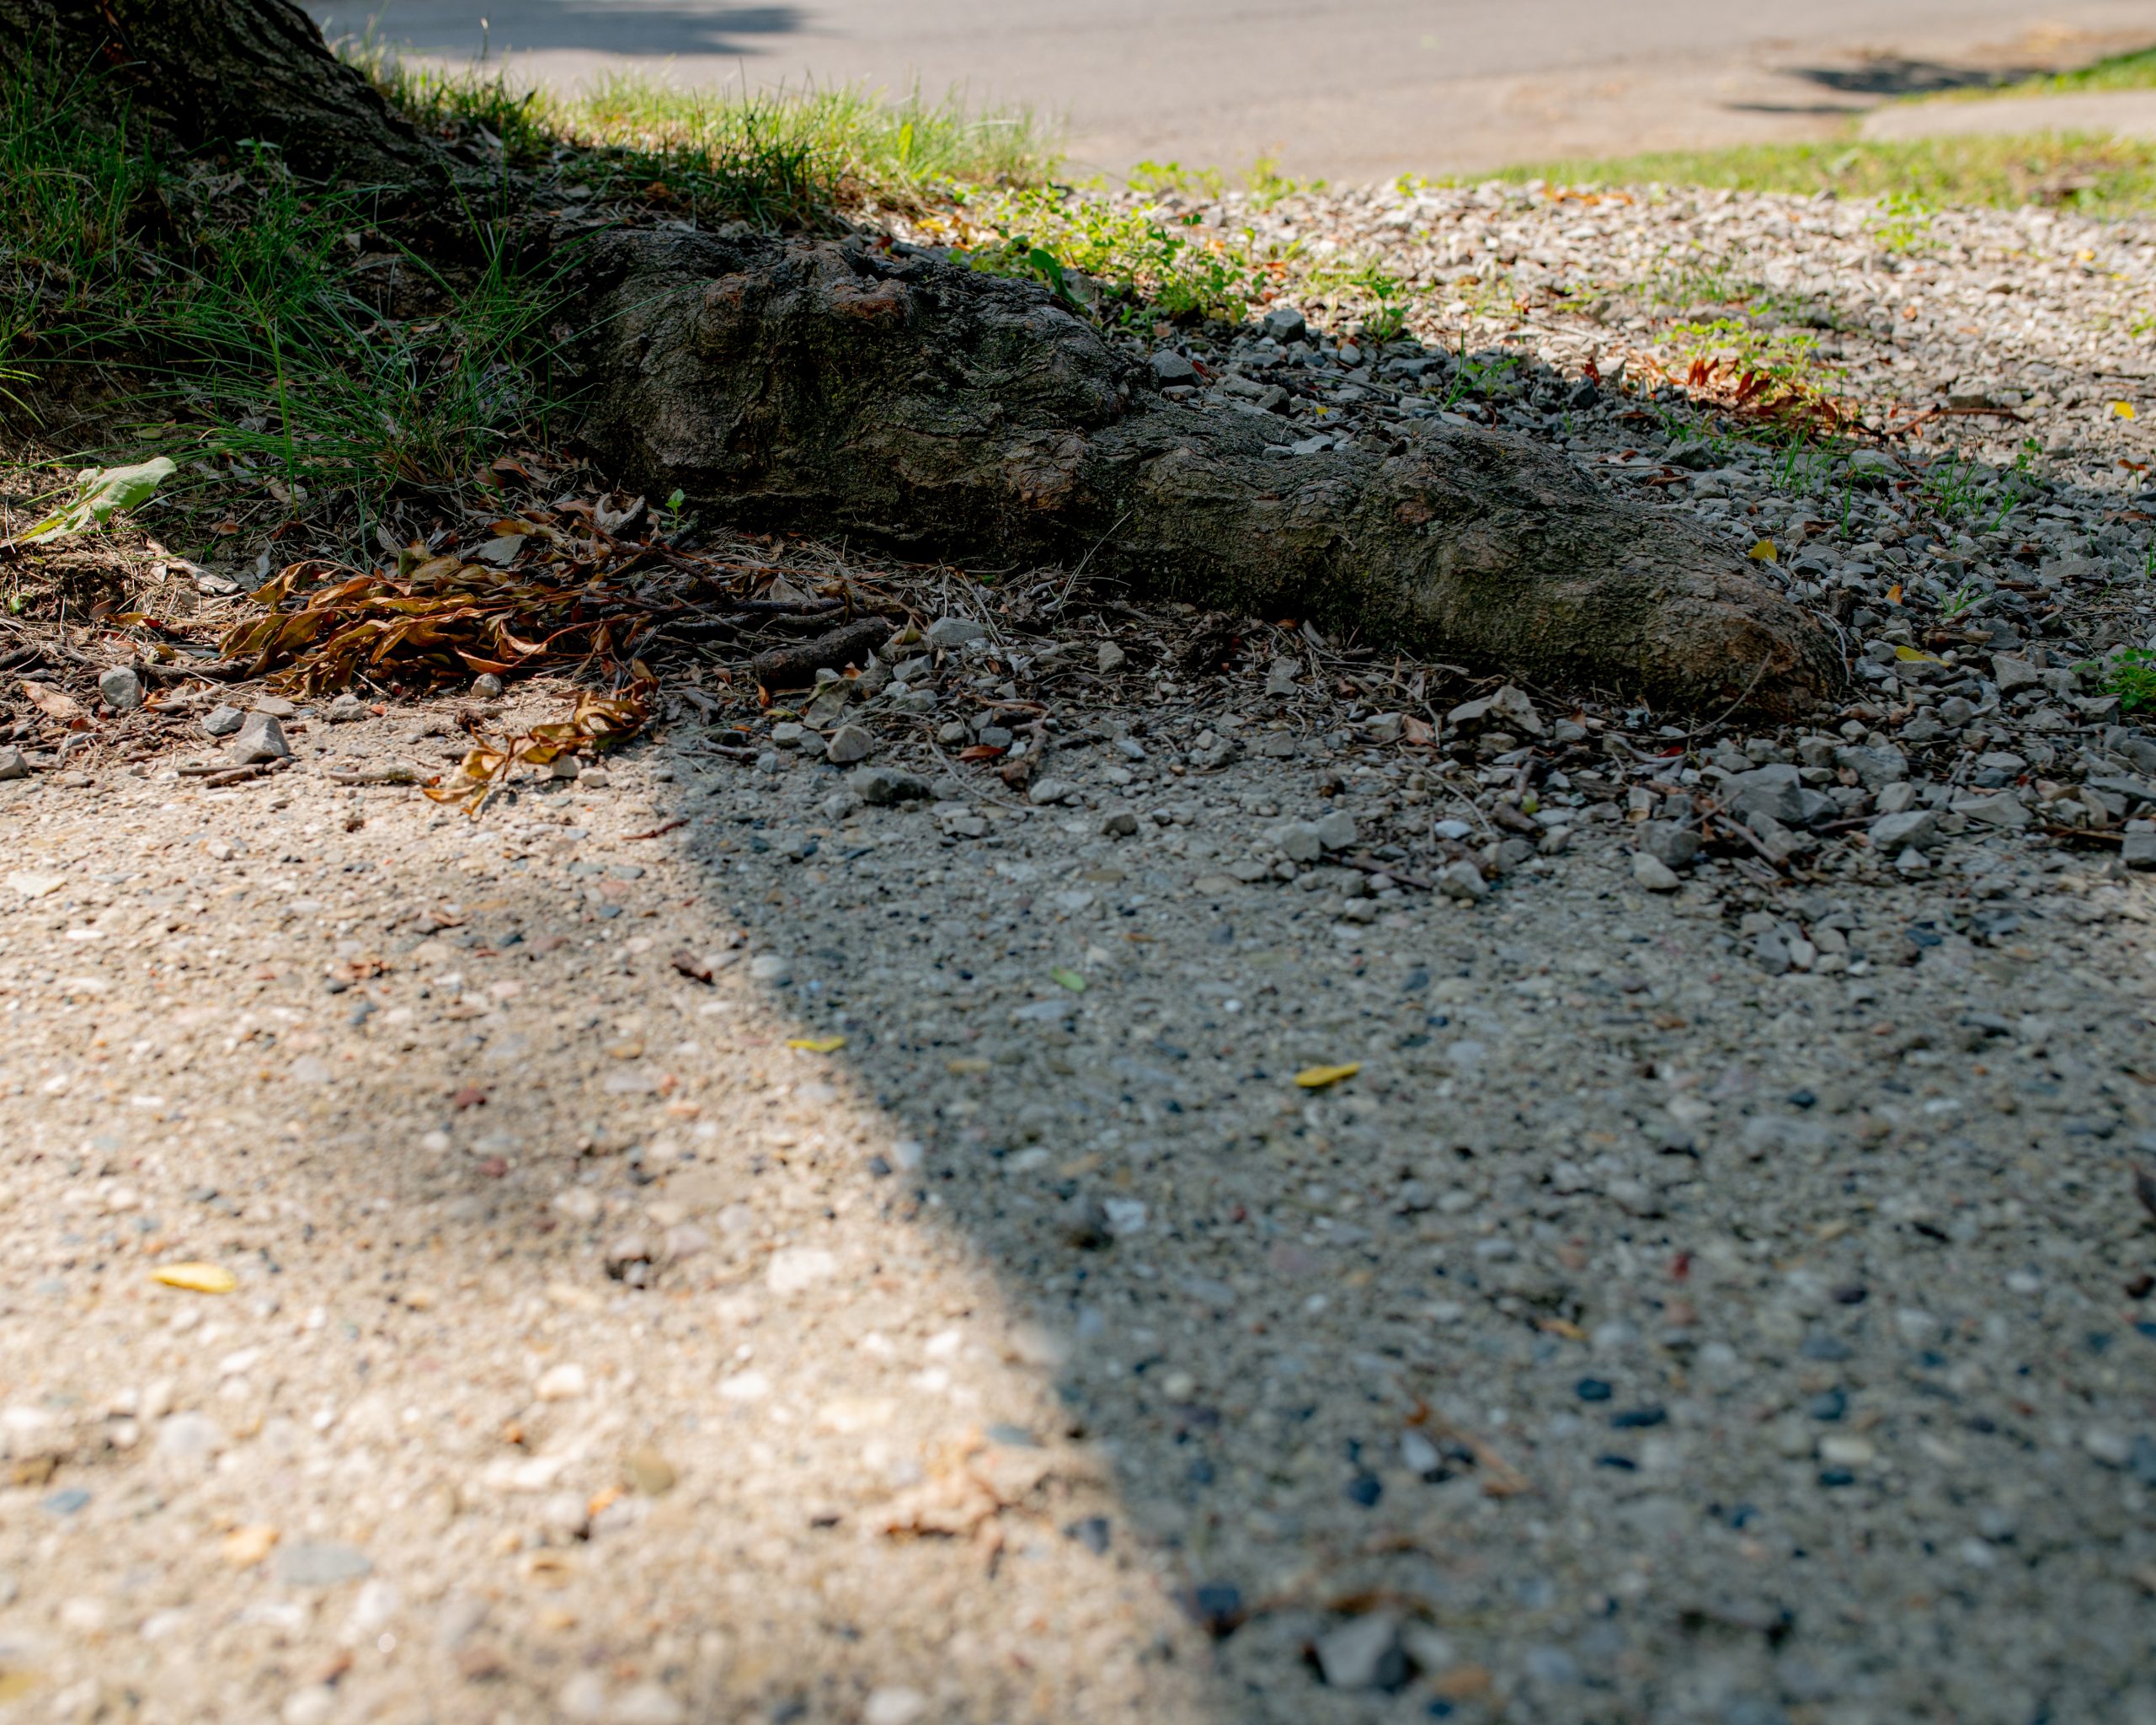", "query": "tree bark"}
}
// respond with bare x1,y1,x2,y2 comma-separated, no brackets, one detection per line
0,0,449,190
568,232,1842,718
